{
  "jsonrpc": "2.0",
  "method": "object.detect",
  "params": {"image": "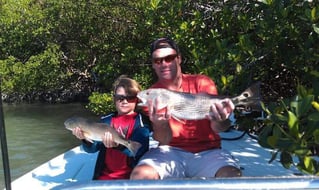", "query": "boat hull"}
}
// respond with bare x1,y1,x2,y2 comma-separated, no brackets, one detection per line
12,130,314,189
